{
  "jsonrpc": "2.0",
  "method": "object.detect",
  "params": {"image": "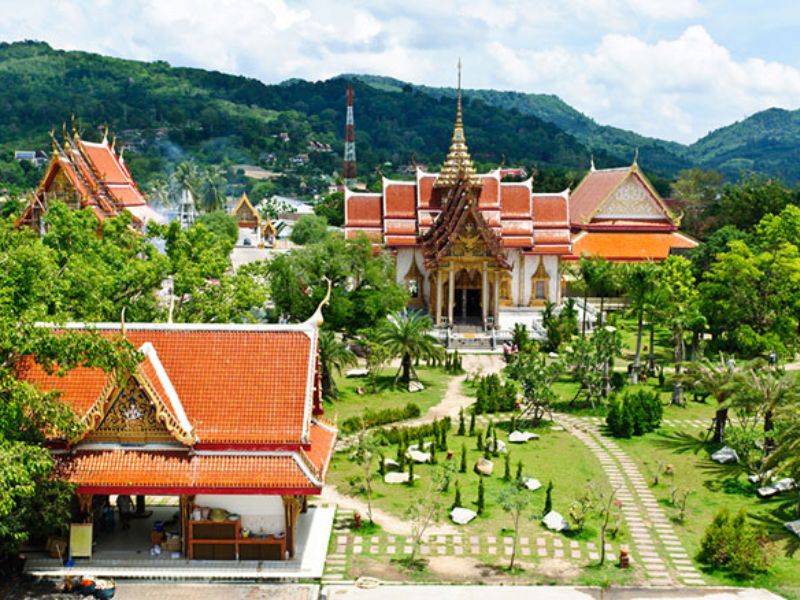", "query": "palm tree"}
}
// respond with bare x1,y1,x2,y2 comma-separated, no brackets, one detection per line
621,262,660,383
201,165,227,212
376,310,443,384
733,363,798,454
318,330,356,400
683,356,737,443
173,160,201,199
764,405,800,514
